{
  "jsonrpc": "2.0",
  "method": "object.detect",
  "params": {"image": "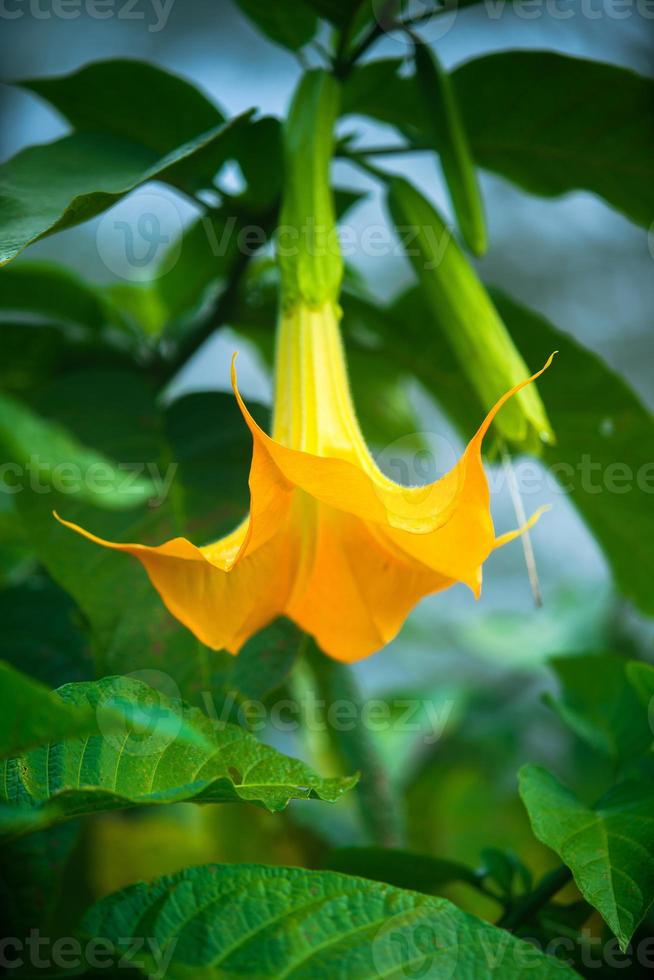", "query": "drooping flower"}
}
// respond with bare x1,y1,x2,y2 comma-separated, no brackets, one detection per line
56,71,551,662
